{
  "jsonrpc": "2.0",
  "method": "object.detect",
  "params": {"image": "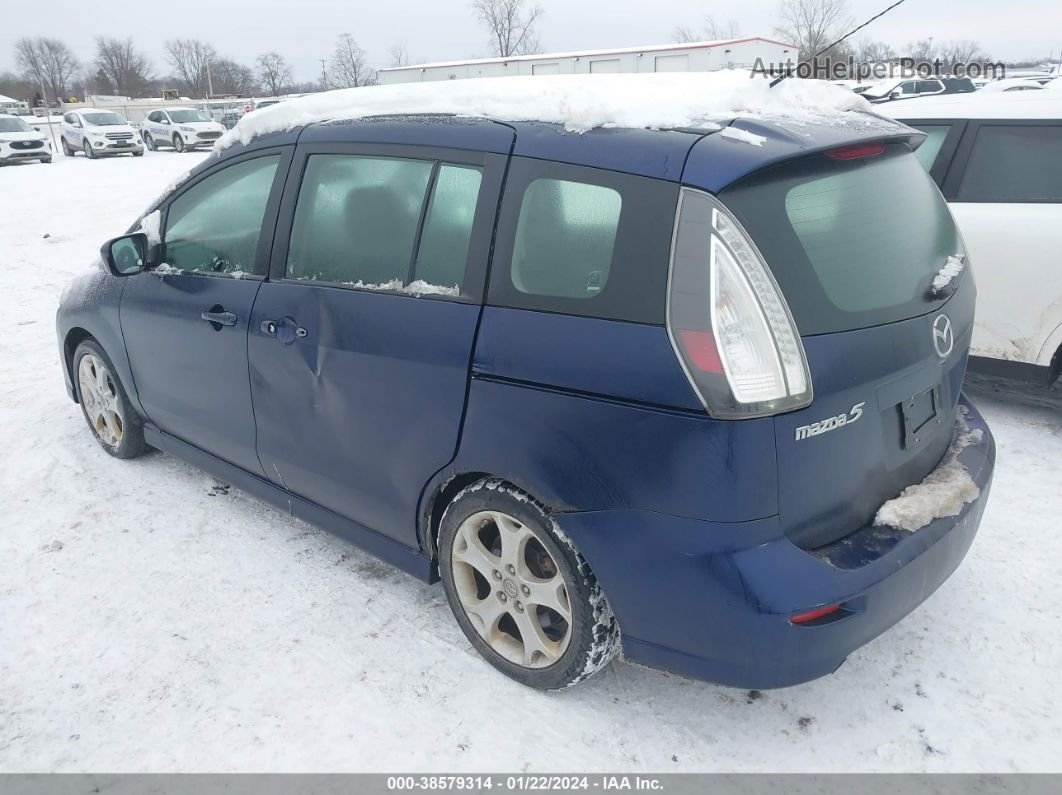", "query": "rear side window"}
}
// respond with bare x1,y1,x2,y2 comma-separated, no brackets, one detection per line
164,155,280,276
721,146,963,335
907,124,951,172
956,125,1062,202
512,179,622,298
489,158,679,324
